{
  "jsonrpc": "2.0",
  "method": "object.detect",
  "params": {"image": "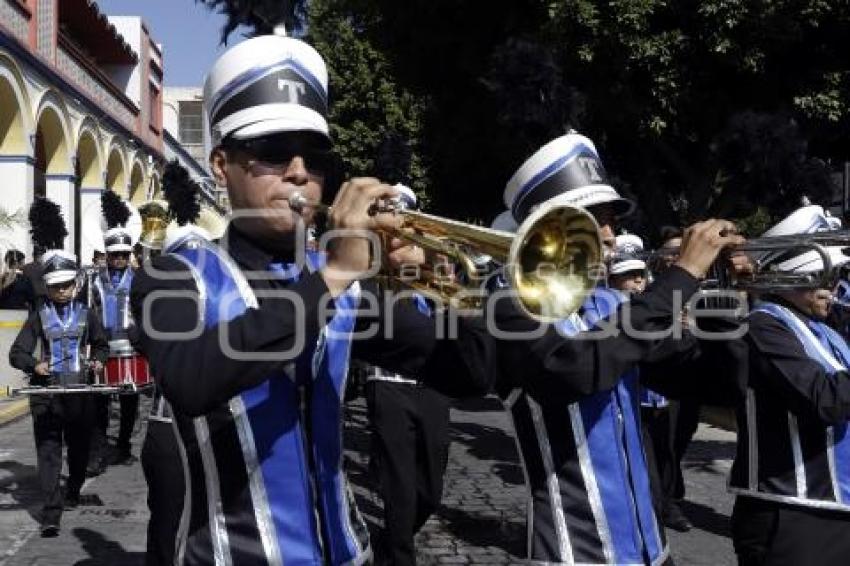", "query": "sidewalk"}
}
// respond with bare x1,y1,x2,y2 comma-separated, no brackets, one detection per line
0,396,28,427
